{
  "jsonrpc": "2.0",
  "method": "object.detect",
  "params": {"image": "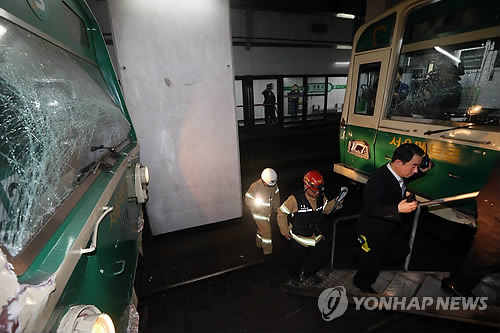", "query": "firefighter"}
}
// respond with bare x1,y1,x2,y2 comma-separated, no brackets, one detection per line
245,168,280,255
277,170,343,285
